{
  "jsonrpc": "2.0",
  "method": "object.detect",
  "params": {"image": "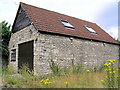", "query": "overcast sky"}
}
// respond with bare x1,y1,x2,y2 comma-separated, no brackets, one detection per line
0,0,119,39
